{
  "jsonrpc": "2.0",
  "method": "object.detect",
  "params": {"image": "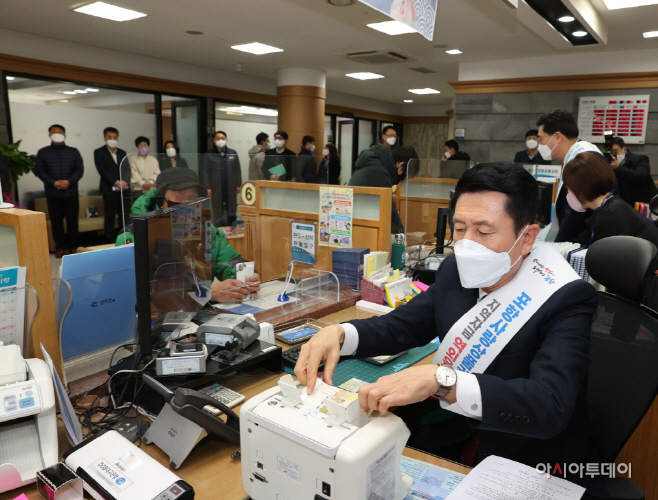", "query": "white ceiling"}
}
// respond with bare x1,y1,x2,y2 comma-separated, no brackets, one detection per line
1,0,658,108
